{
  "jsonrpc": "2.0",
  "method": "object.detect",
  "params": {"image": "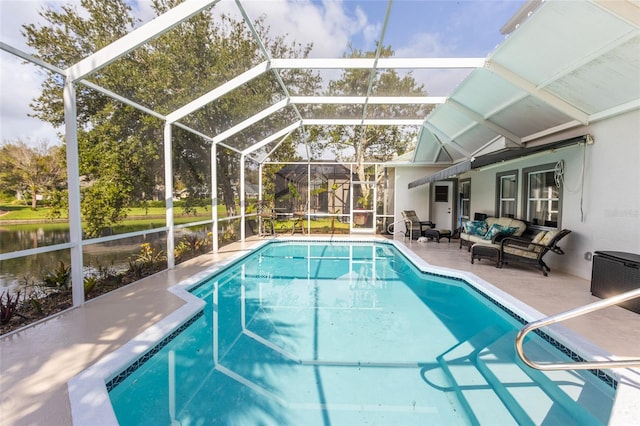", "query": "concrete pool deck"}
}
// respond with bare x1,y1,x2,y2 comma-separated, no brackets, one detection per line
1,235,639,425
